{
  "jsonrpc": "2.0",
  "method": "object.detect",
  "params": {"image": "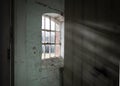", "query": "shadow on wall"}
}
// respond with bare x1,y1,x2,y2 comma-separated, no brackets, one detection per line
65,20,119,86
